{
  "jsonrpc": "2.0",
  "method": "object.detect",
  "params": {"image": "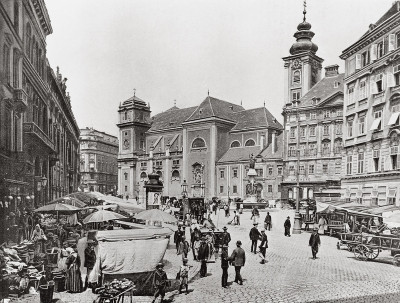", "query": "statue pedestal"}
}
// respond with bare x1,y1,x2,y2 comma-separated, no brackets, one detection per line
243,195,257,204
247,169,257,177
